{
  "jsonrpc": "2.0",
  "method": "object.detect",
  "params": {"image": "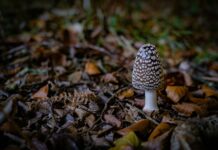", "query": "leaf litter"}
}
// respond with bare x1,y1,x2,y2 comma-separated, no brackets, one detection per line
0,1,218,150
